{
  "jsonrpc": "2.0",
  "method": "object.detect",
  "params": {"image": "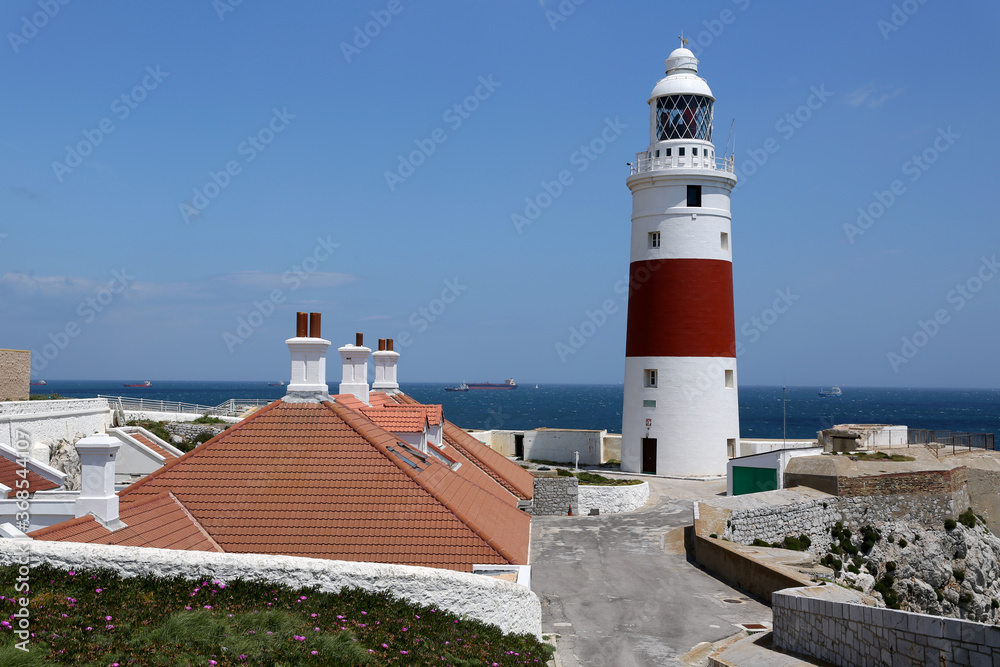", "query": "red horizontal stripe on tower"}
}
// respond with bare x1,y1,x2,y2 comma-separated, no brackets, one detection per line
625,258,735,358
